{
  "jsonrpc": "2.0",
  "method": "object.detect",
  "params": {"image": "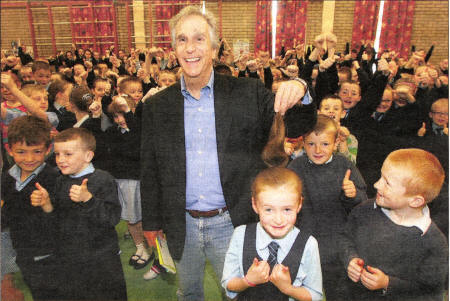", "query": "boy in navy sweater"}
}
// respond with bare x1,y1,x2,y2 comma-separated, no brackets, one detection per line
342,148,448,301
38,128,127,300
1,116,59,300
288,114,367,301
